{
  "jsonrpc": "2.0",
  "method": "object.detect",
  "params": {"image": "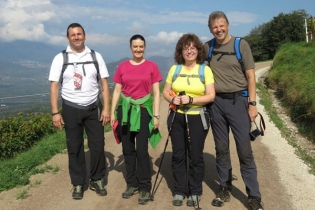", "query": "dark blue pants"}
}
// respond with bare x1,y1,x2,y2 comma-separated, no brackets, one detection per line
116,106,152,192
210,95,261,198
169,111,210,197
62,102,106,185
